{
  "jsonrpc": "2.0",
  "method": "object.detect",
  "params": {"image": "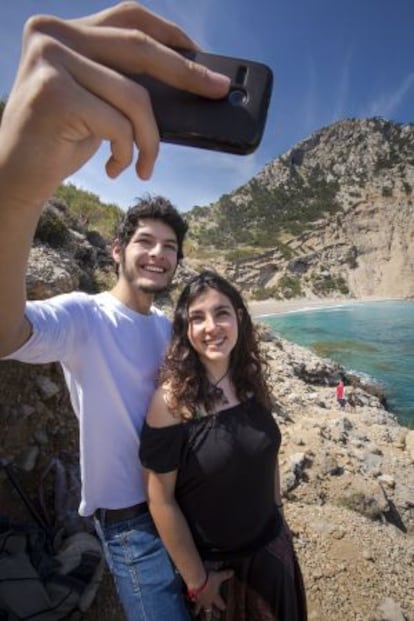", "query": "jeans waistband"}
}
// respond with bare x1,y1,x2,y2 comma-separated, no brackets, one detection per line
94,501,149,524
